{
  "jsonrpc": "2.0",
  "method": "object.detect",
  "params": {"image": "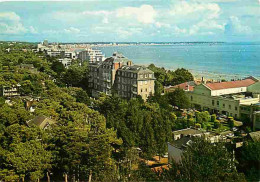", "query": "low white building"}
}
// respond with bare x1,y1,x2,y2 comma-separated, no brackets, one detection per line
1,84,21,97
186,77,260,120
58,58,72,68
168,128,236,163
